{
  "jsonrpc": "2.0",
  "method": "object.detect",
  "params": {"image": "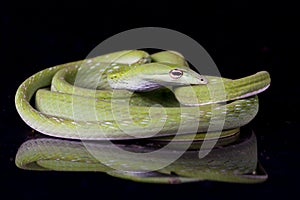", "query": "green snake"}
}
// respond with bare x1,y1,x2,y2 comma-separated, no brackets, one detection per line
15,130,267,184
15,50,271,140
